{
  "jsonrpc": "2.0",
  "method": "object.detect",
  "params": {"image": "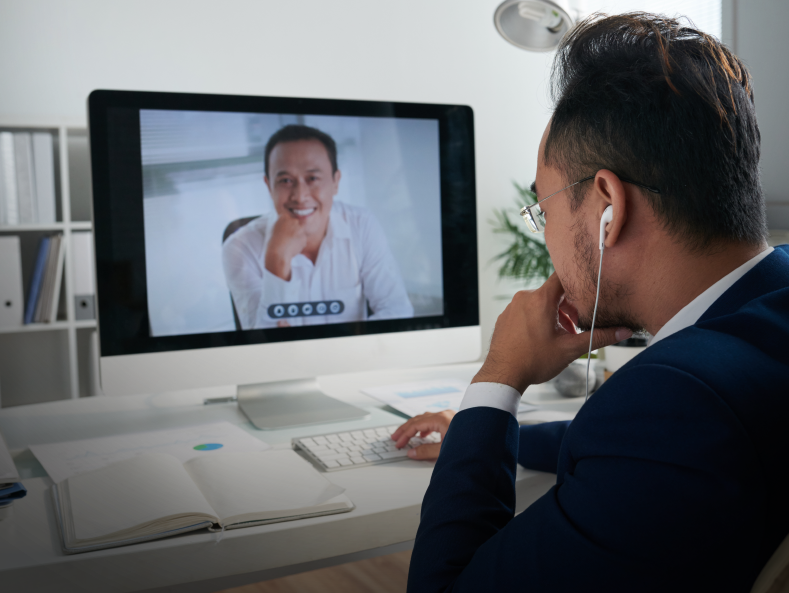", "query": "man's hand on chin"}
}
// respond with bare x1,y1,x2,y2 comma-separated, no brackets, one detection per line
473,273,633,393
